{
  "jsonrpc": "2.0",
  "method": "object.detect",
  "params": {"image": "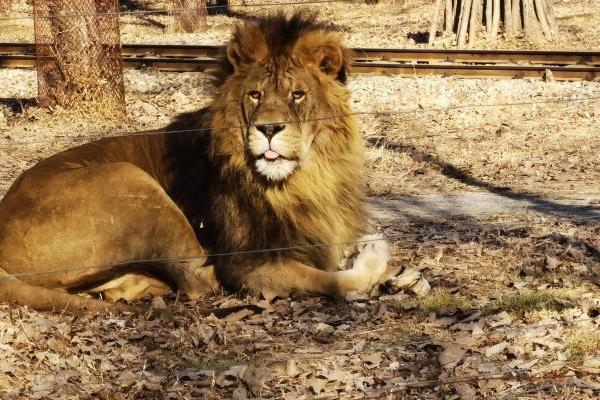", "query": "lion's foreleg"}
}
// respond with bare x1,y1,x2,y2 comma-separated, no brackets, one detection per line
227,240,389,298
